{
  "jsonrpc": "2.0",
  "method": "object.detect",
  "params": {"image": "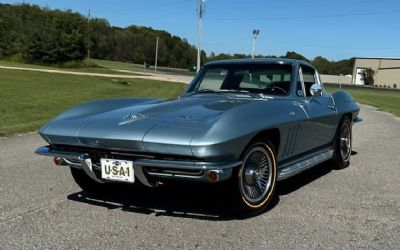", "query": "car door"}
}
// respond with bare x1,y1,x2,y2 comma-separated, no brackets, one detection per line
294,65,338,153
